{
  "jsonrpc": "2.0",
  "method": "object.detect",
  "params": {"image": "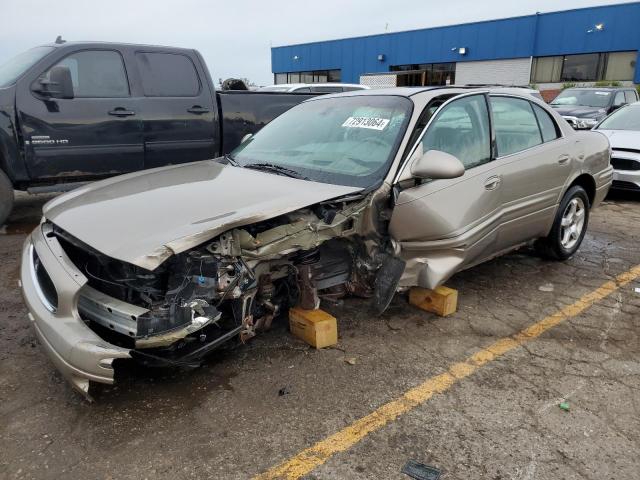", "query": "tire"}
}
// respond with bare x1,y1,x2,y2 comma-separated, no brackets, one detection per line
0,169,14,227
535,185,590,261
